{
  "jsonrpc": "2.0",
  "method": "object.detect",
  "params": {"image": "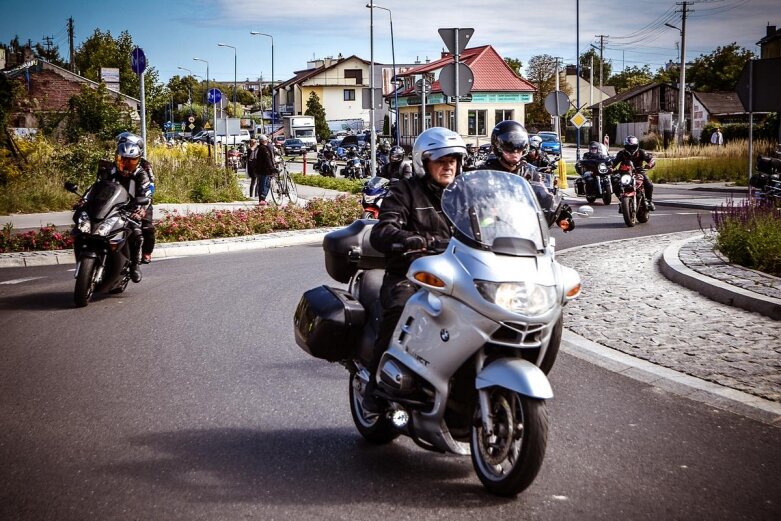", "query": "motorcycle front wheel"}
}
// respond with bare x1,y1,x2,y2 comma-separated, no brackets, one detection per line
586,196,597,204
601,192,612,205
74,256,98,307
471,389,548,496
637,196,650,223
349,373,399,445
621,197,636,227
